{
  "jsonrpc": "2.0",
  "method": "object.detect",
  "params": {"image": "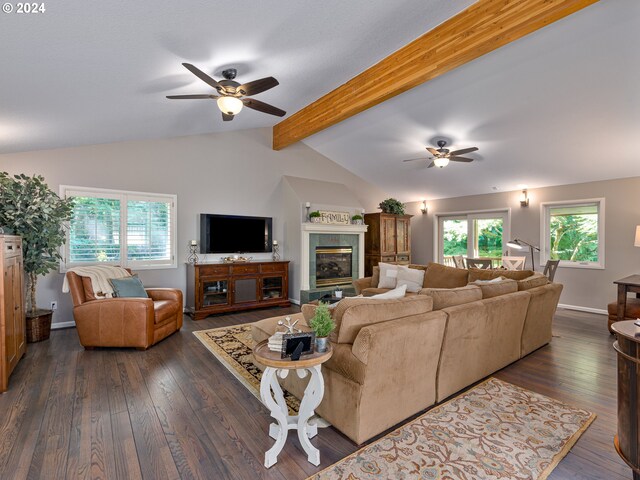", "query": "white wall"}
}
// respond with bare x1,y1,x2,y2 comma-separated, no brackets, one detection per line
407,176,640,312
0,127,387,325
